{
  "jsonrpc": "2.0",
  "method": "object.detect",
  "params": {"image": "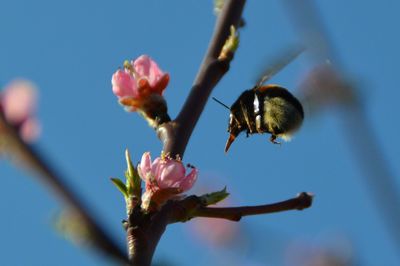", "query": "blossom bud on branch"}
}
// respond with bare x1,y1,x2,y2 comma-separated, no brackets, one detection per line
0,80,40,144
111,55,171,127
